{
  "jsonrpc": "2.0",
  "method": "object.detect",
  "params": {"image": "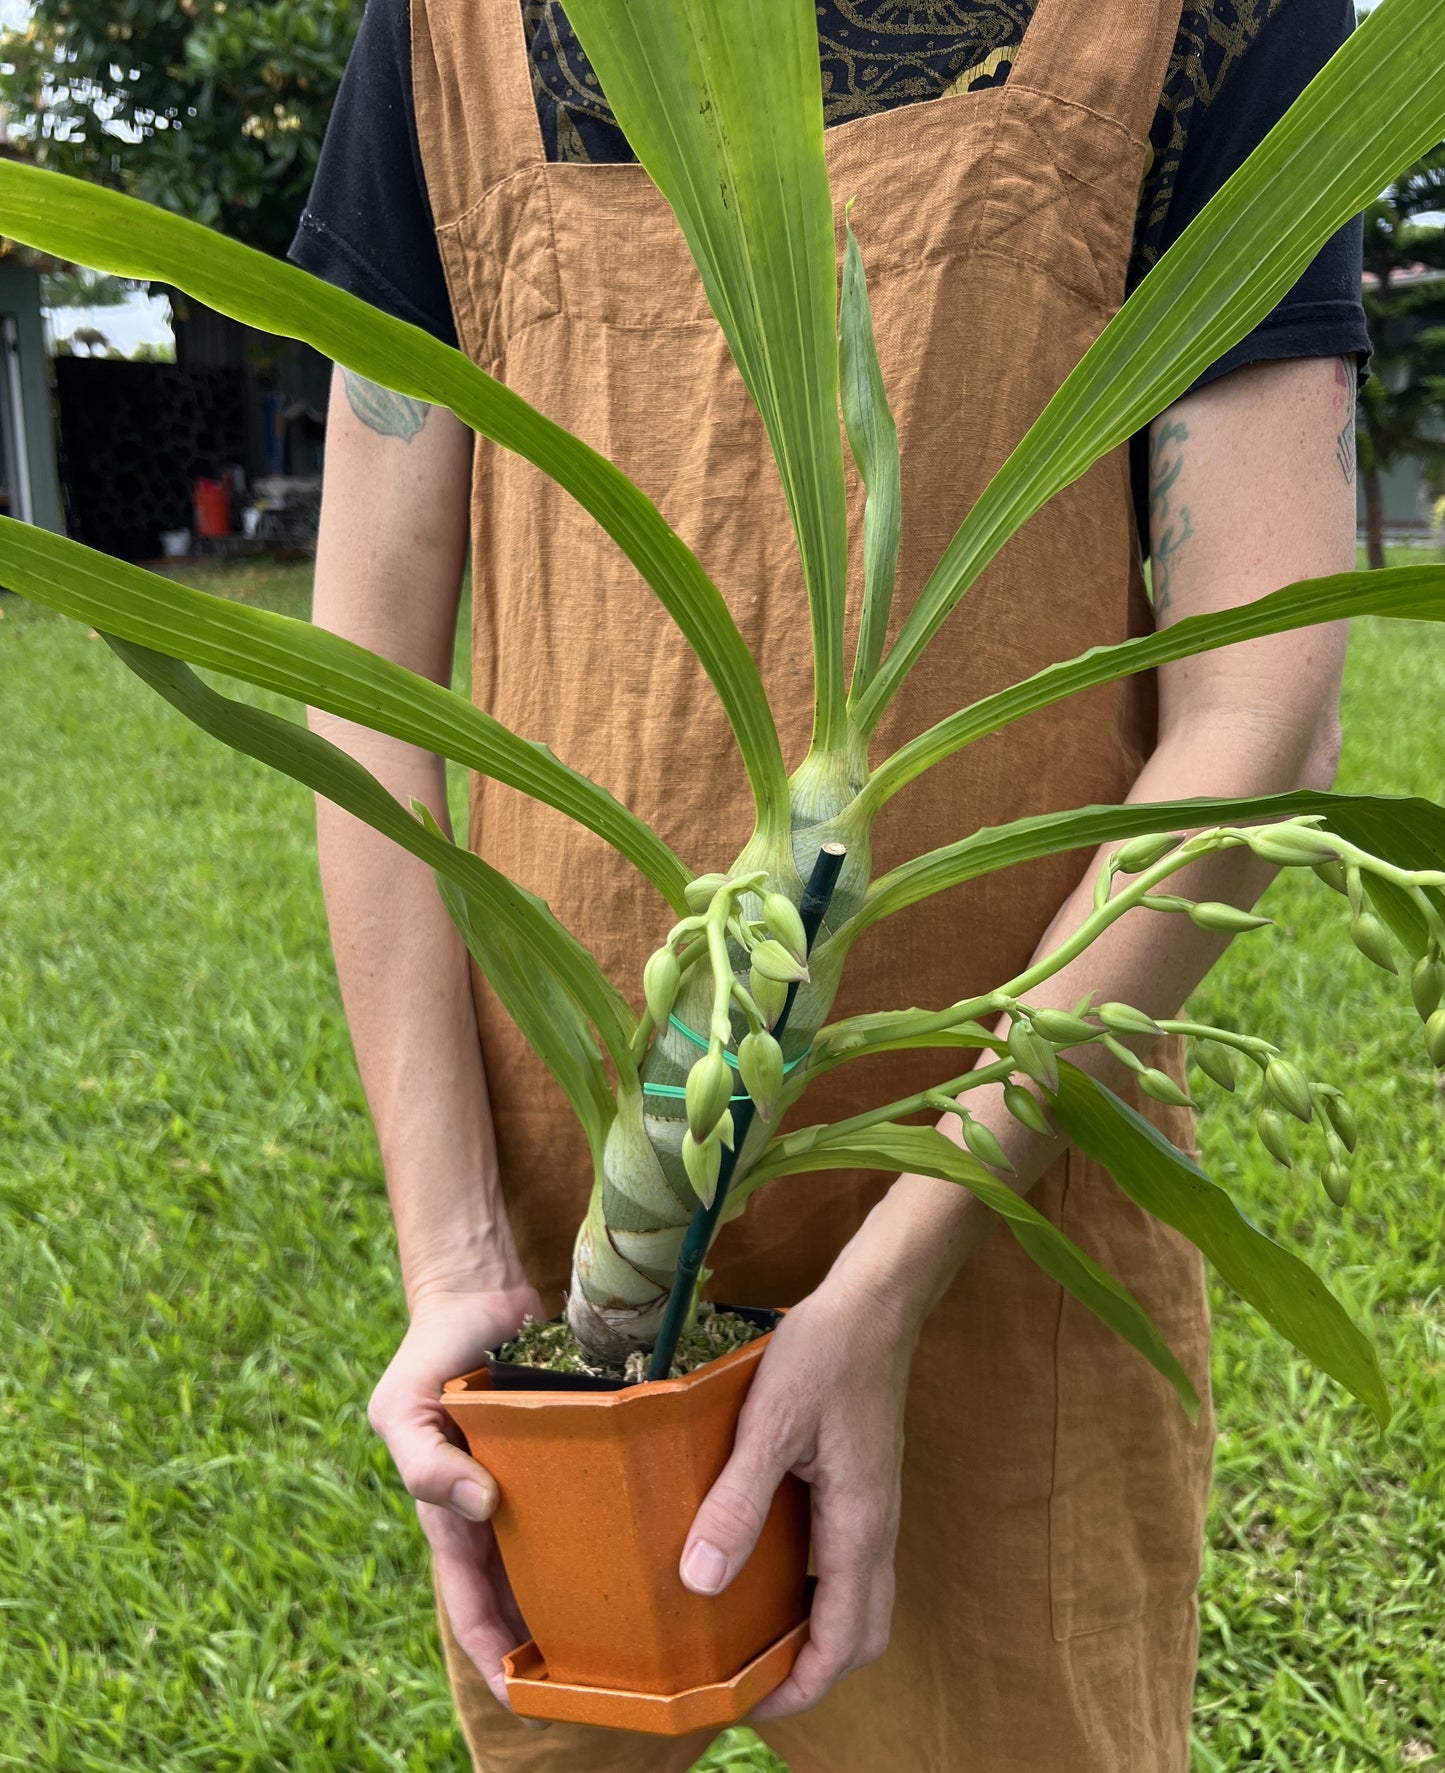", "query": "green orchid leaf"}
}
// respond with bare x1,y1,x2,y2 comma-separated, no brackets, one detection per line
746,1120,1199,1416
563,0,850,751
839,219,902,702
0,159,790,834
0,516,690,908
106,639,628,1162
854,0,1445,729
857,788,1445,938
862,568,1445,809
1050,1063,1389,1428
